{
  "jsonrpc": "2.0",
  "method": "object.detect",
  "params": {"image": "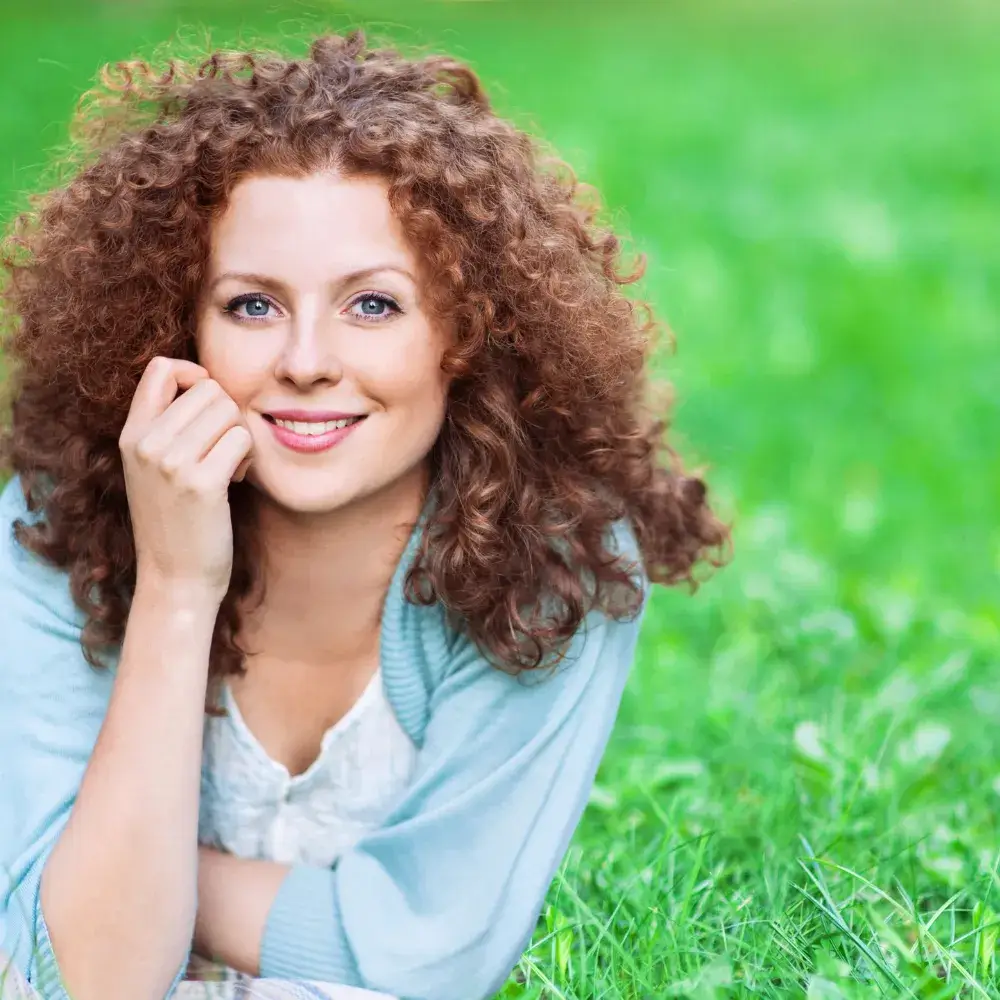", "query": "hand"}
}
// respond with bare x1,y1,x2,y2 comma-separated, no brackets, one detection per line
119,357,253,602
